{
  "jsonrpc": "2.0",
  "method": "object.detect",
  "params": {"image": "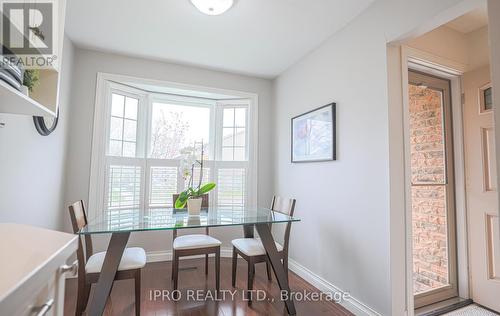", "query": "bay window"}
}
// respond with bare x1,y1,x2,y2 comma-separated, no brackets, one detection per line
88,74,257,222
